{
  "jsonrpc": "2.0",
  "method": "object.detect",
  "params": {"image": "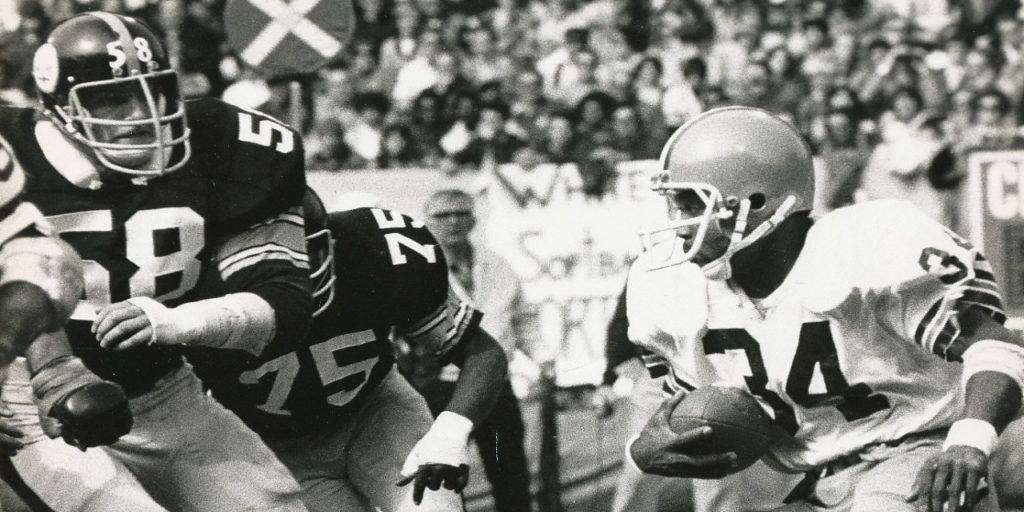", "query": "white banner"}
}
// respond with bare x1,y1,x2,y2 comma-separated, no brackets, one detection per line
309,160,665,386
